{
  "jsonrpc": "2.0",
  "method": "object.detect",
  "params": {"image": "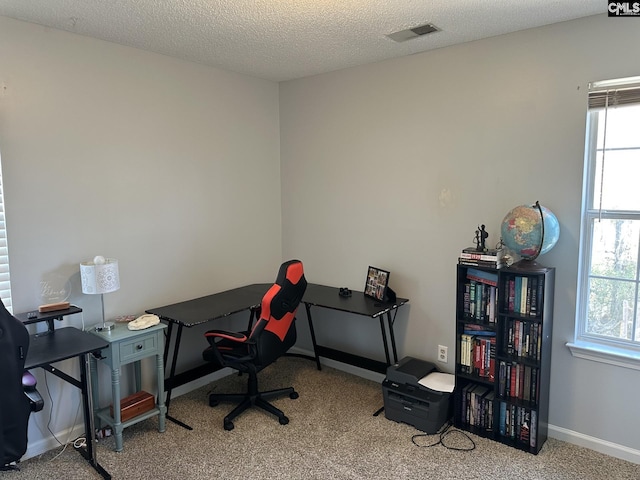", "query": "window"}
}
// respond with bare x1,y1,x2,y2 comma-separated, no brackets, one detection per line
571,76,640,367
0,154,12,312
